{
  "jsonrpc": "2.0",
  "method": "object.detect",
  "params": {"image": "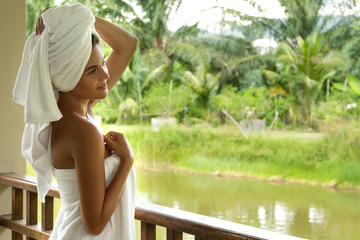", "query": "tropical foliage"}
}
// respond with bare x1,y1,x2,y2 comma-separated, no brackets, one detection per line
26,0,360,128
